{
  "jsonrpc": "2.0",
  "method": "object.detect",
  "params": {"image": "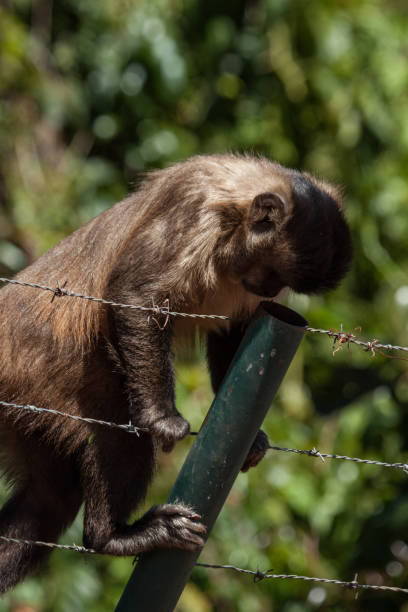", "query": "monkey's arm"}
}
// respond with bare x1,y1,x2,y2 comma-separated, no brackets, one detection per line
206,324,269,472
107,283,189,451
